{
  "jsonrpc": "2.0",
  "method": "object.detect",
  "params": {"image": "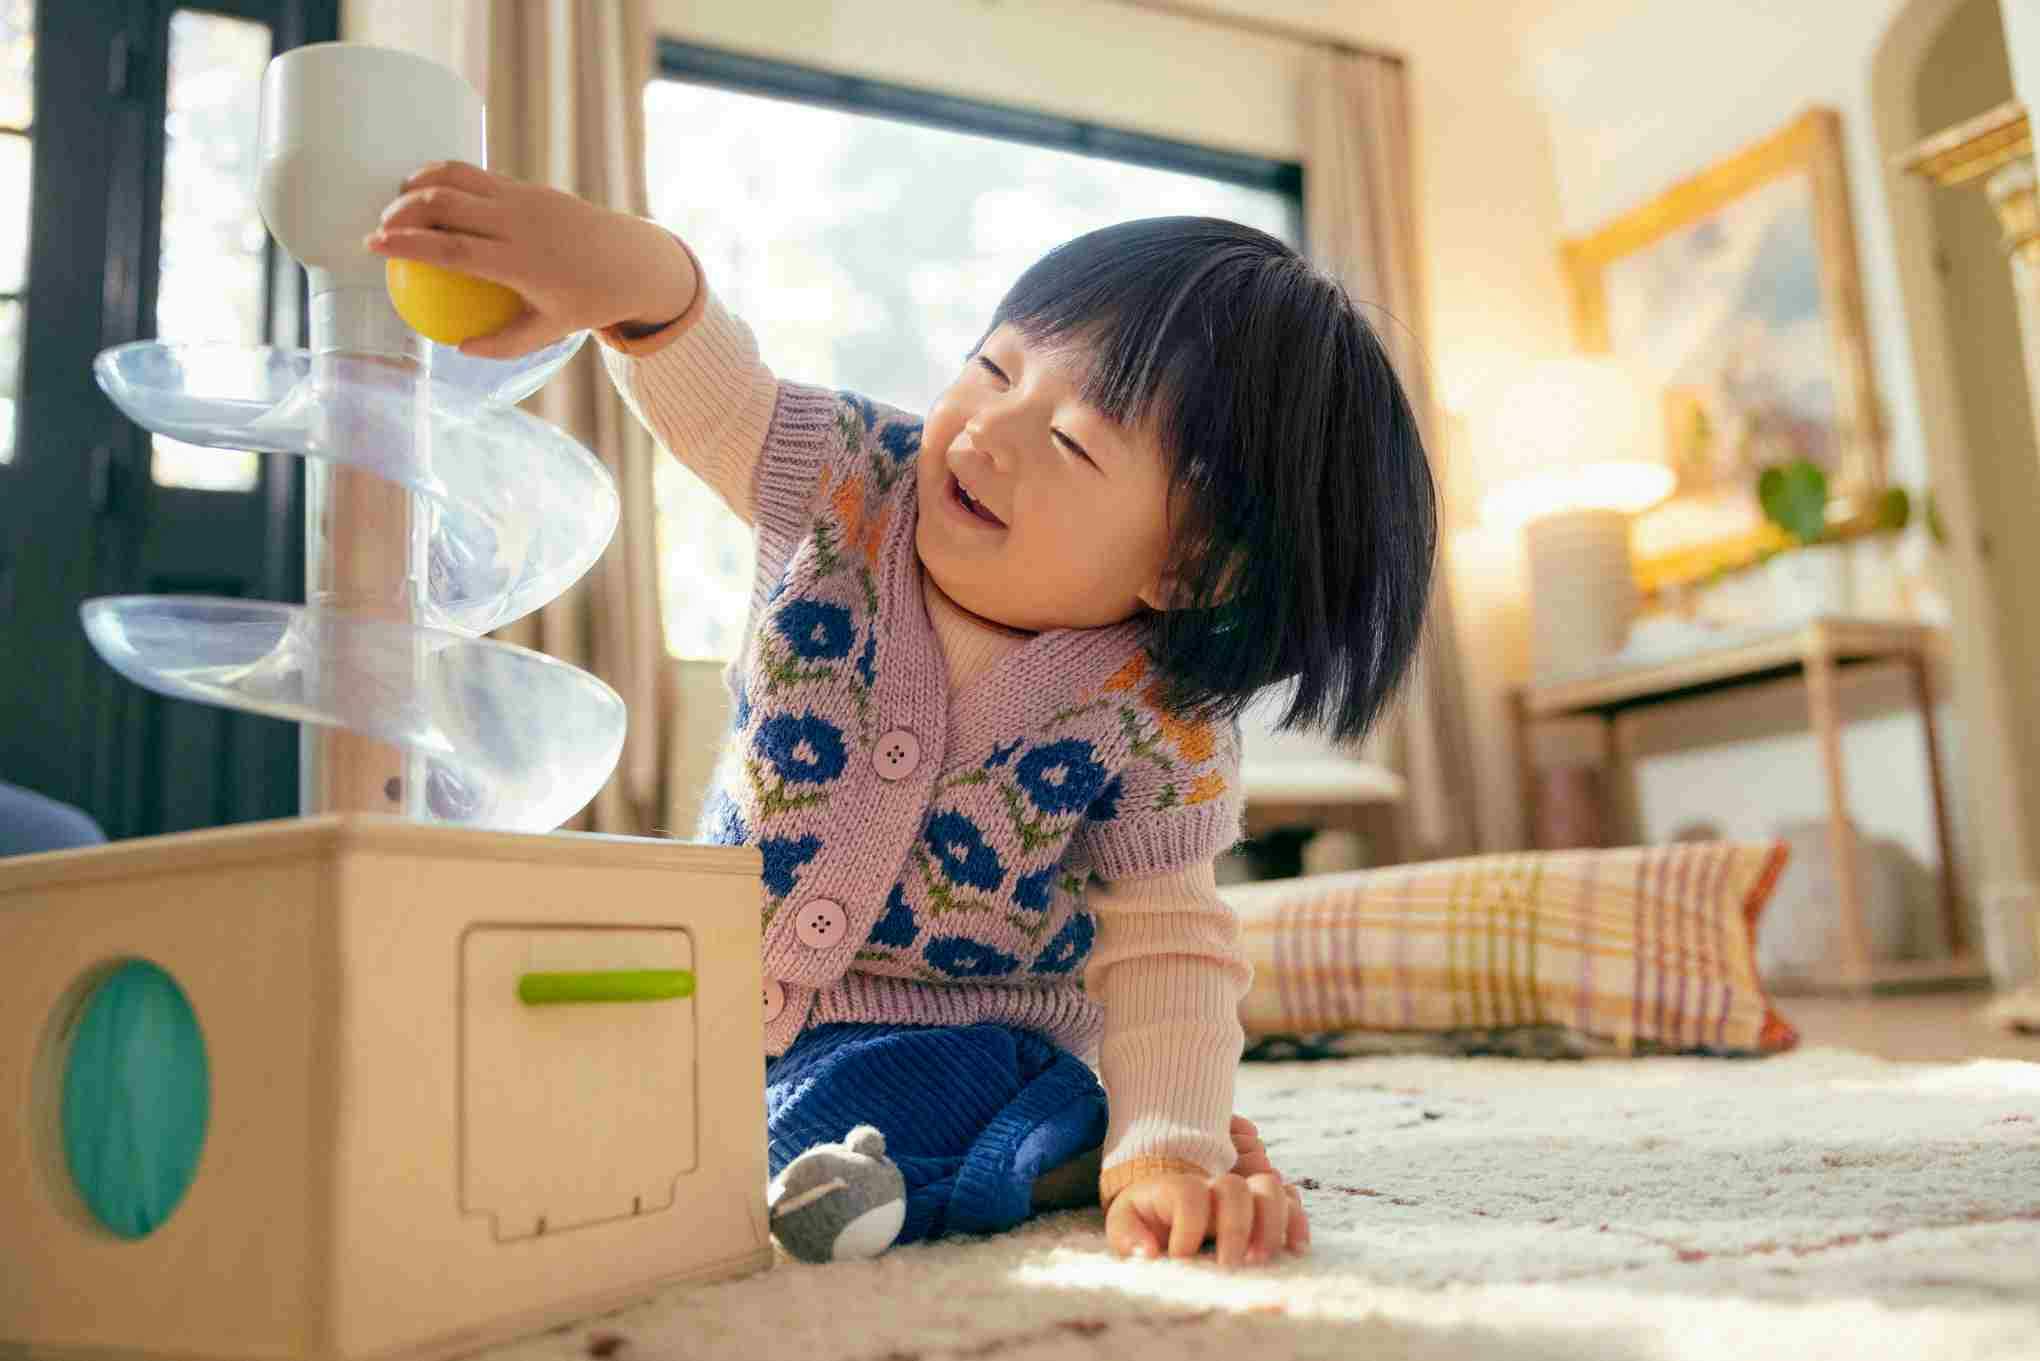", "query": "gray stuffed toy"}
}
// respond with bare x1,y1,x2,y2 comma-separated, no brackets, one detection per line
766,1125,908,1263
